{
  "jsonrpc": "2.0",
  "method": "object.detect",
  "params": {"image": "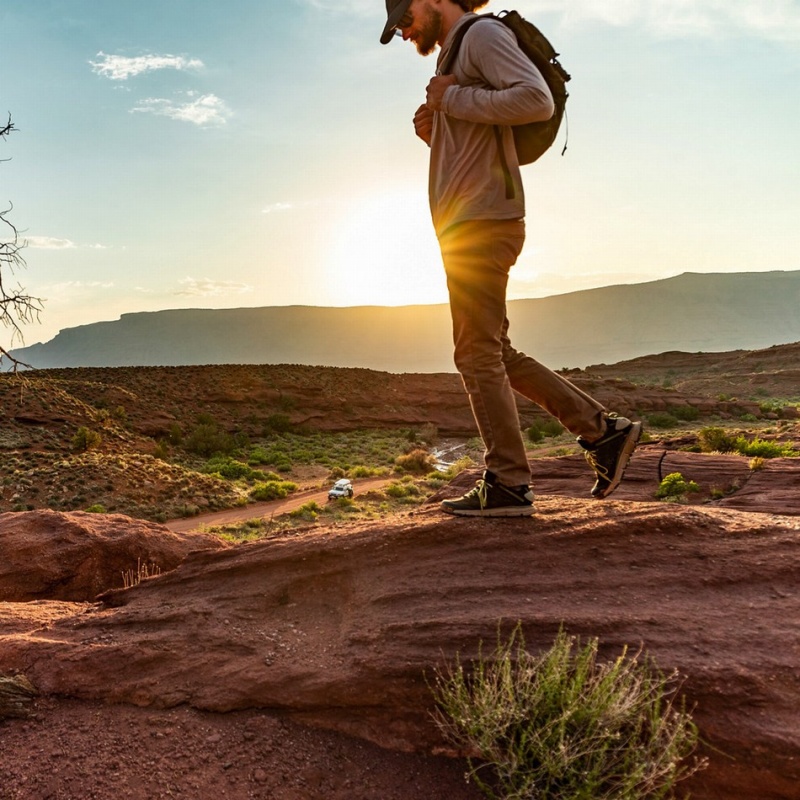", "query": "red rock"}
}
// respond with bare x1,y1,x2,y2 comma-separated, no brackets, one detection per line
0,498,798,799
0,510,228,602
